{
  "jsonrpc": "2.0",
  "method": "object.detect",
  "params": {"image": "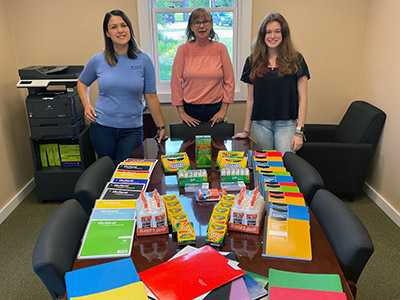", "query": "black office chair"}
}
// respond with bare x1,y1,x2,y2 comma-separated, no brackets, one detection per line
33,199,88,300
297,100,386,199
283,152,325,204
74,156,116,216
311,189,374,298
169,121,235,139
